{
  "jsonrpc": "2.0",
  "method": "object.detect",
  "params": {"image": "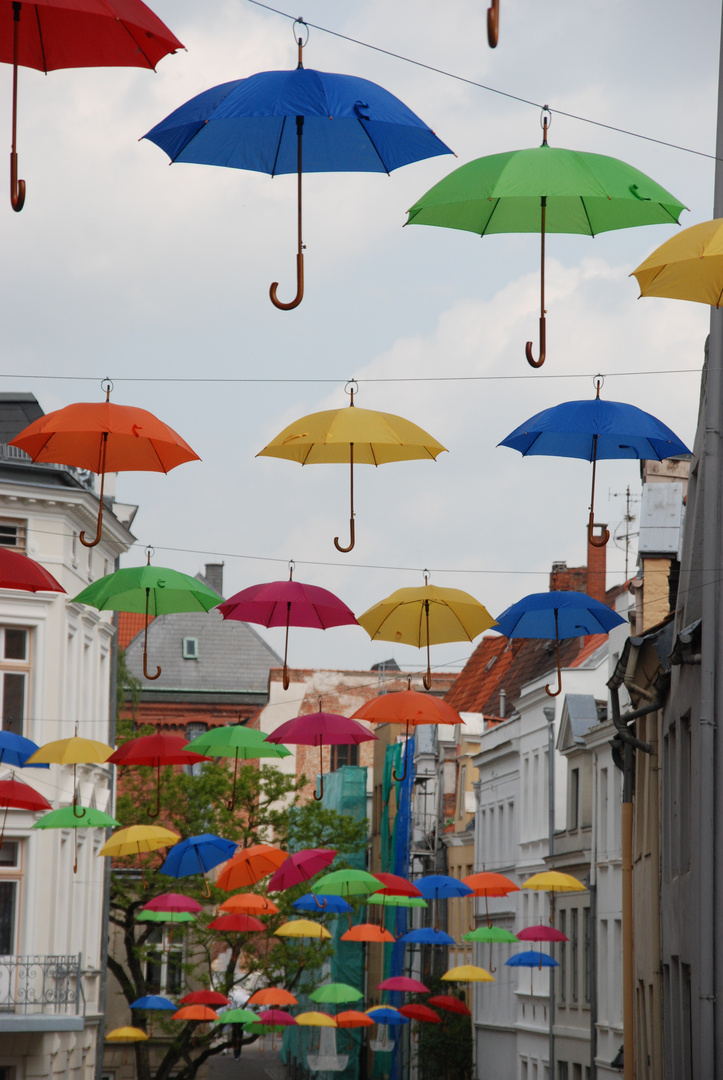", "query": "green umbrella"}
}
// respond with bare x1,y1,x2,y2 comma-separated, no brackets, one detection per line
406,112,685,367
136,910,196,924
32,804,120,874
73,550,222,681
463,926,518,943
213,1009,259,1025
313,868,382,929
310,983,363,1005
368,893,428,908
184,726,291,811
